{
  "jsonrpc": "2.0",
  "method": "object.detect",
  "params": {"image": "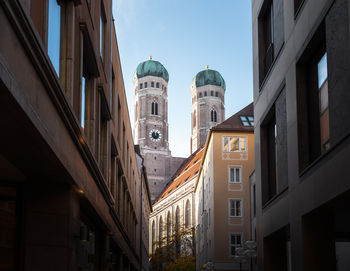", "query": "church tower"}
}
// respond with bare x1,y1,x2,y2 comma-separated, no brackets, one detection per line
134,58,185,202
190,67,226,153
